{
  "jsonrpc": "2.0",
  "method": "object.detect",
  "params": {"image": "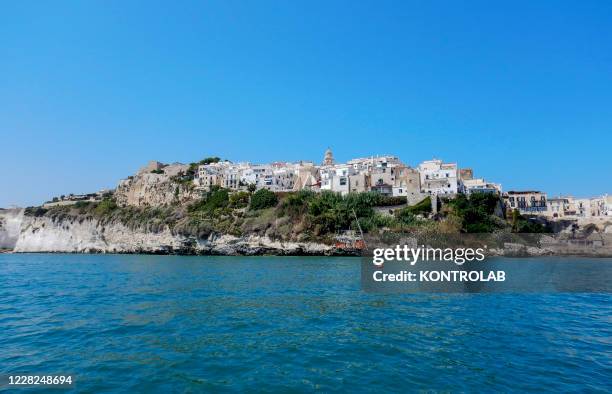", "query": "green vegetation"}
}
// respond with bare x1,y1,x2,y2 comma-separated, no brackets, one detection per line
229,191,250,209
511,209,551,233
250,189,278,210
94,199,118,217
278,191,422,235
396,196,432,216
182,157,223,180
24,206,48,217
198,157,221,165
22,187,555,248
375,195,409,206
150,169,164,174
447,193,502,233
73,201,91,209
188,188,229,213
395,208,417,226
